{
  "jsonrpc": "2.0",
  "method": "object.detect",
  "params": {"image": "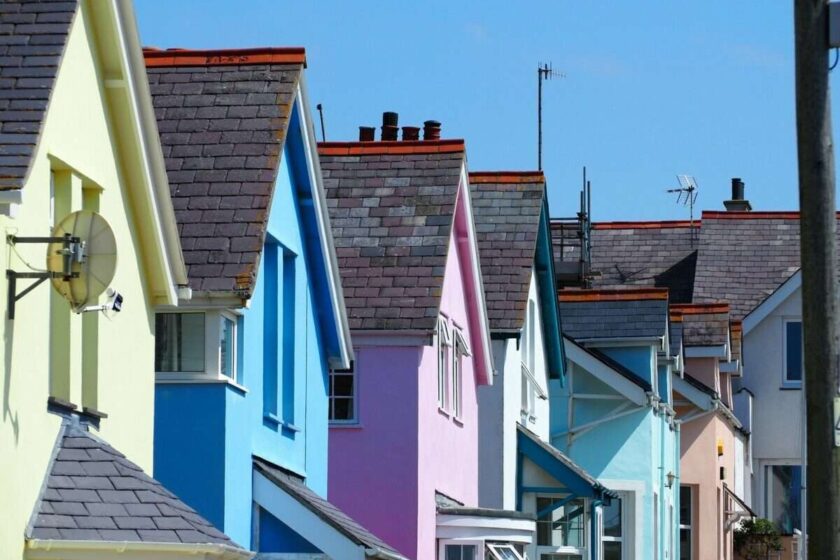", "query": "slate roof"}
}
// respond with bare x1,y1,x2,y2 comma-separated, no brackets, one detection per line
469,172,544,333
693,212,811,320
672,304,730,348
318,140,465,332
669,319,683,360
0,0,78,190
28,421,241,548
553,221,698,303
253,457,406,560
144,47,305,296
558,289,669,341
